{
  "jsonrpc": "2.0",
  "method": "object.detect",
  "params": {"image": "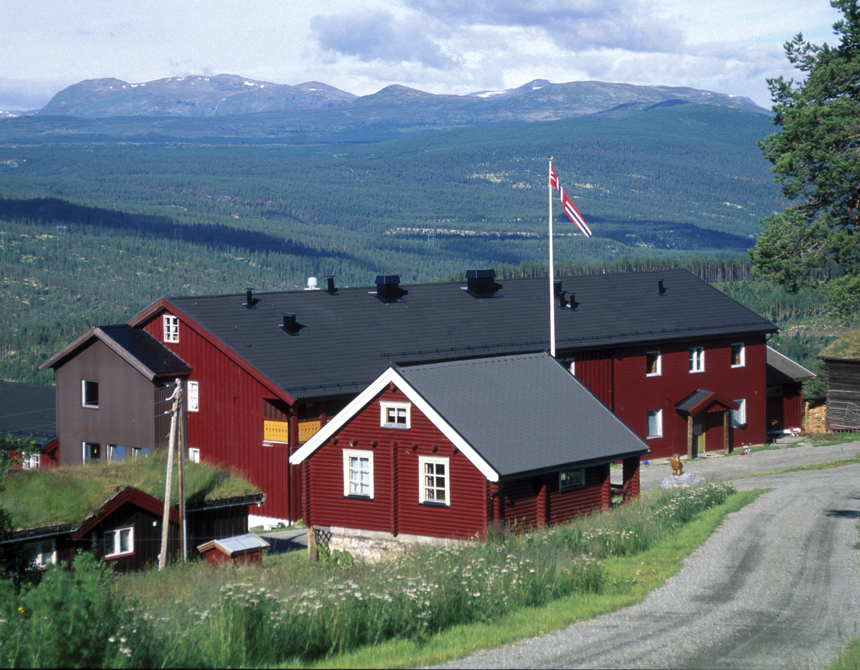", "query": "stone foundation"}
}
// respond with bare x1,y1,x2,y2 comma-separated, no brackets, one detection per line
320,527,473,563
